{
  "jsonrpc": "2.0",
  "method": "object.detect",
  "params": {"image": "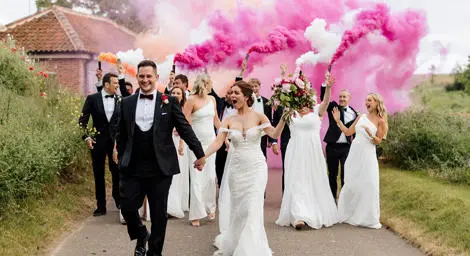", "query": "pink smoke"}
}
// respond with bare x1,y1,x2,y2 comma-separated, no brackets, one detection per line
330,4,395,65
